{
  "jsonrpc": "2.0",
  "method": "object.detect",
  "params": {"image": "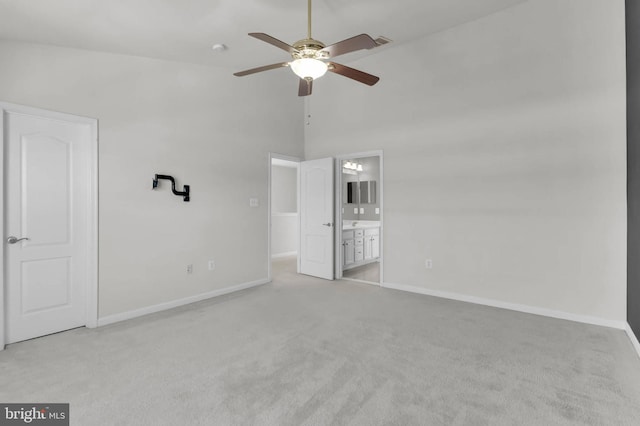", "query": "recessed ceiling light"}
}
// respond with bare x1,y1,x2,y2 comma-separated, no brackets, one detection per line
211,44,227,52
